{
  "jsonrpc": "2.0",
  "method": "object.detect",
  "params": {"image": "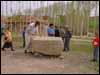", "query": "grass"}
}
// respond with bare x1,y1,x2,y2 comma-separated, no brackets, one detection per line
70,41,93,55
12,32,94,55
12,32,21,38
70,41,99,73
12,32,97,55
12,32,99,72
